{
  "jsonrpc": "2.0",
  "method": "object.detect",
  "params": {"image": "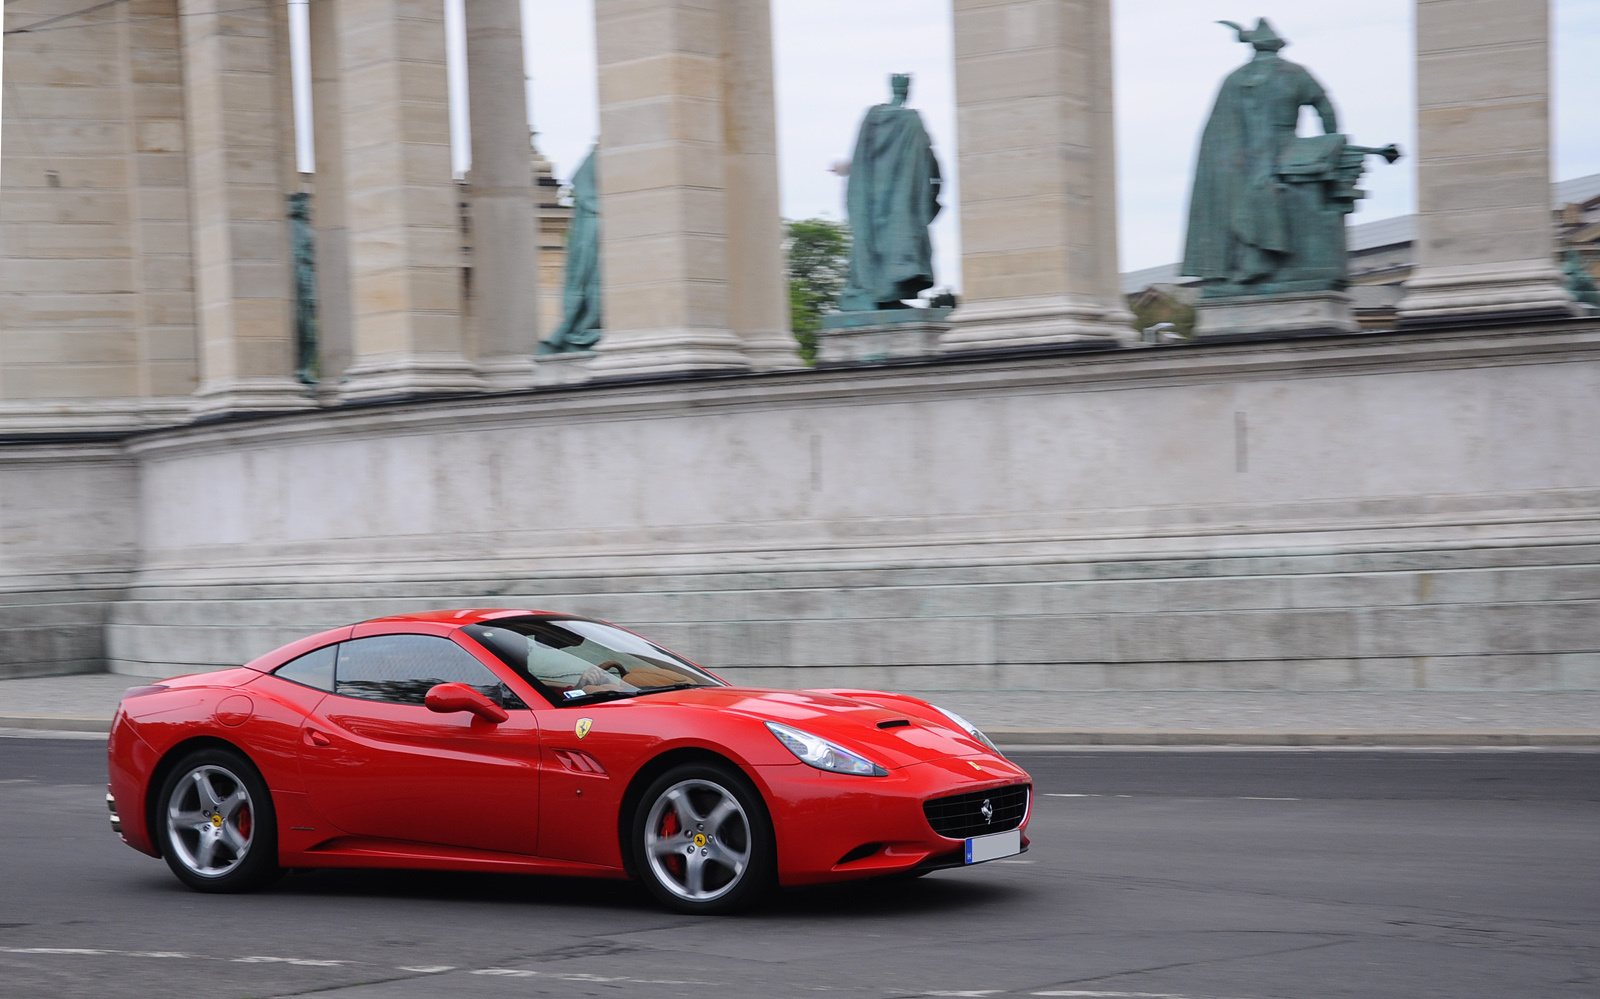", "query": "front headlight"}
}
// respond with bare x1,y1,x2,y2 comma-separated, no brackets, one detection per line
766,721,888,776
933,705,1003,757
